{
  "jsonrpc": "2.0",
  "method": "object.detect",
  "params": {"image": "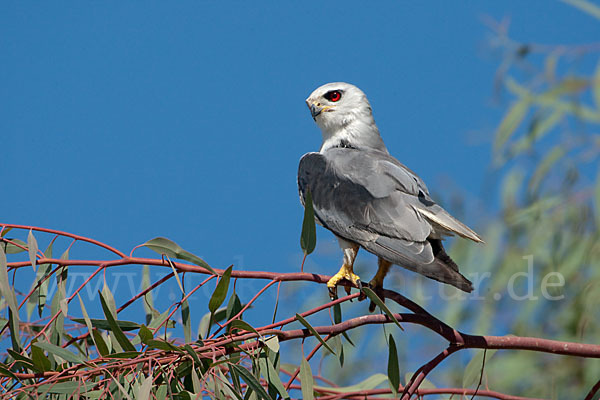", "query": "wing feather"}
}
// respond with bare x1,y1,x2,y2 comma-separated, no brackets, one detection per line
298,149,476,292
